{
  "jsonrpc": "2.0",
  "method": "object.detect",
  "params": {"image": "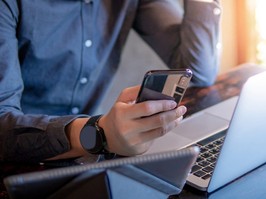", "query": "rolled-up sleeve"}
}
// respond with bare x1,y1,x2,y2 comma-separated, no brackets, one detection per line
1,112,77,162
134,0,221,86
